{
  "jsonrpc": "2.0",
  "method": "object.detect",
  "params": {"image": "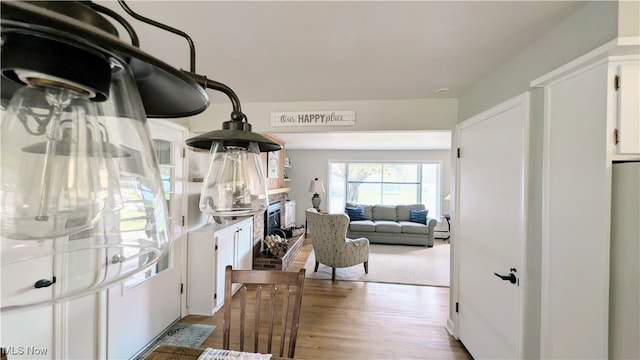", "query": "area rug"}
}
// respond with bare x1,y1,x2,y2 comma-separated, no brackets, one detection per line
157,322,216,348
303,240,450,287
